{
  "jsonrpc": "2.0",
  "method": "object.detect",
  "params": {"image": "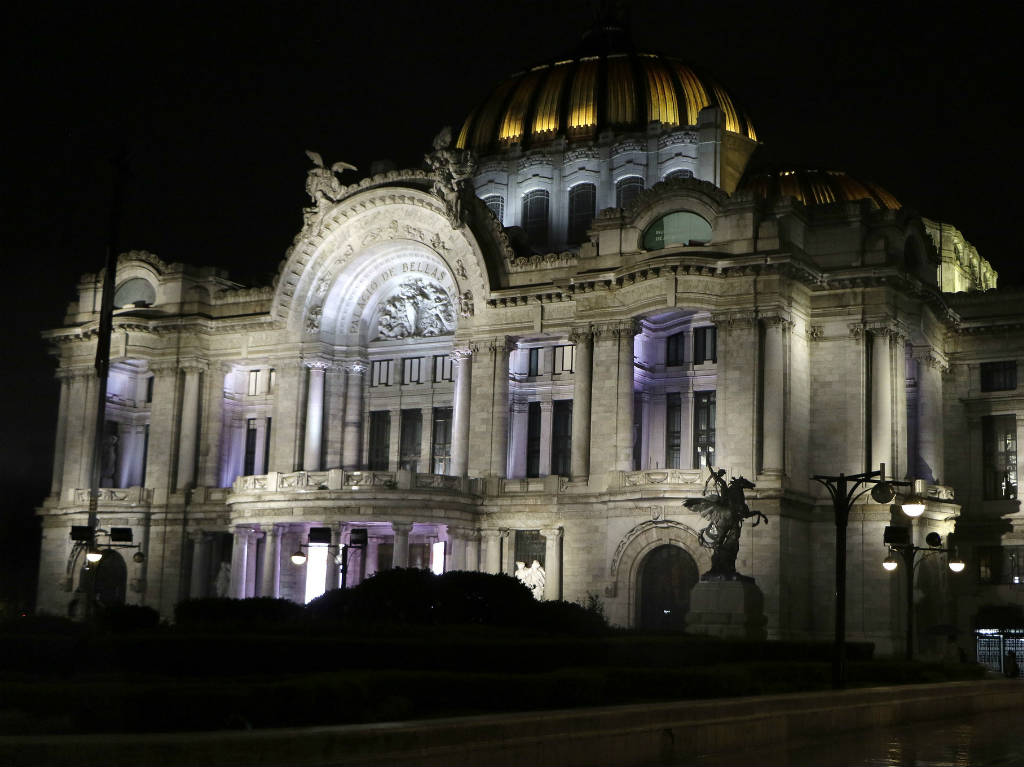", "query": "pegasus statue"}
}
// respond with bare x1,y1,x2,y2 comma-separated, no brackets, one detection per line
684,467,768,581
